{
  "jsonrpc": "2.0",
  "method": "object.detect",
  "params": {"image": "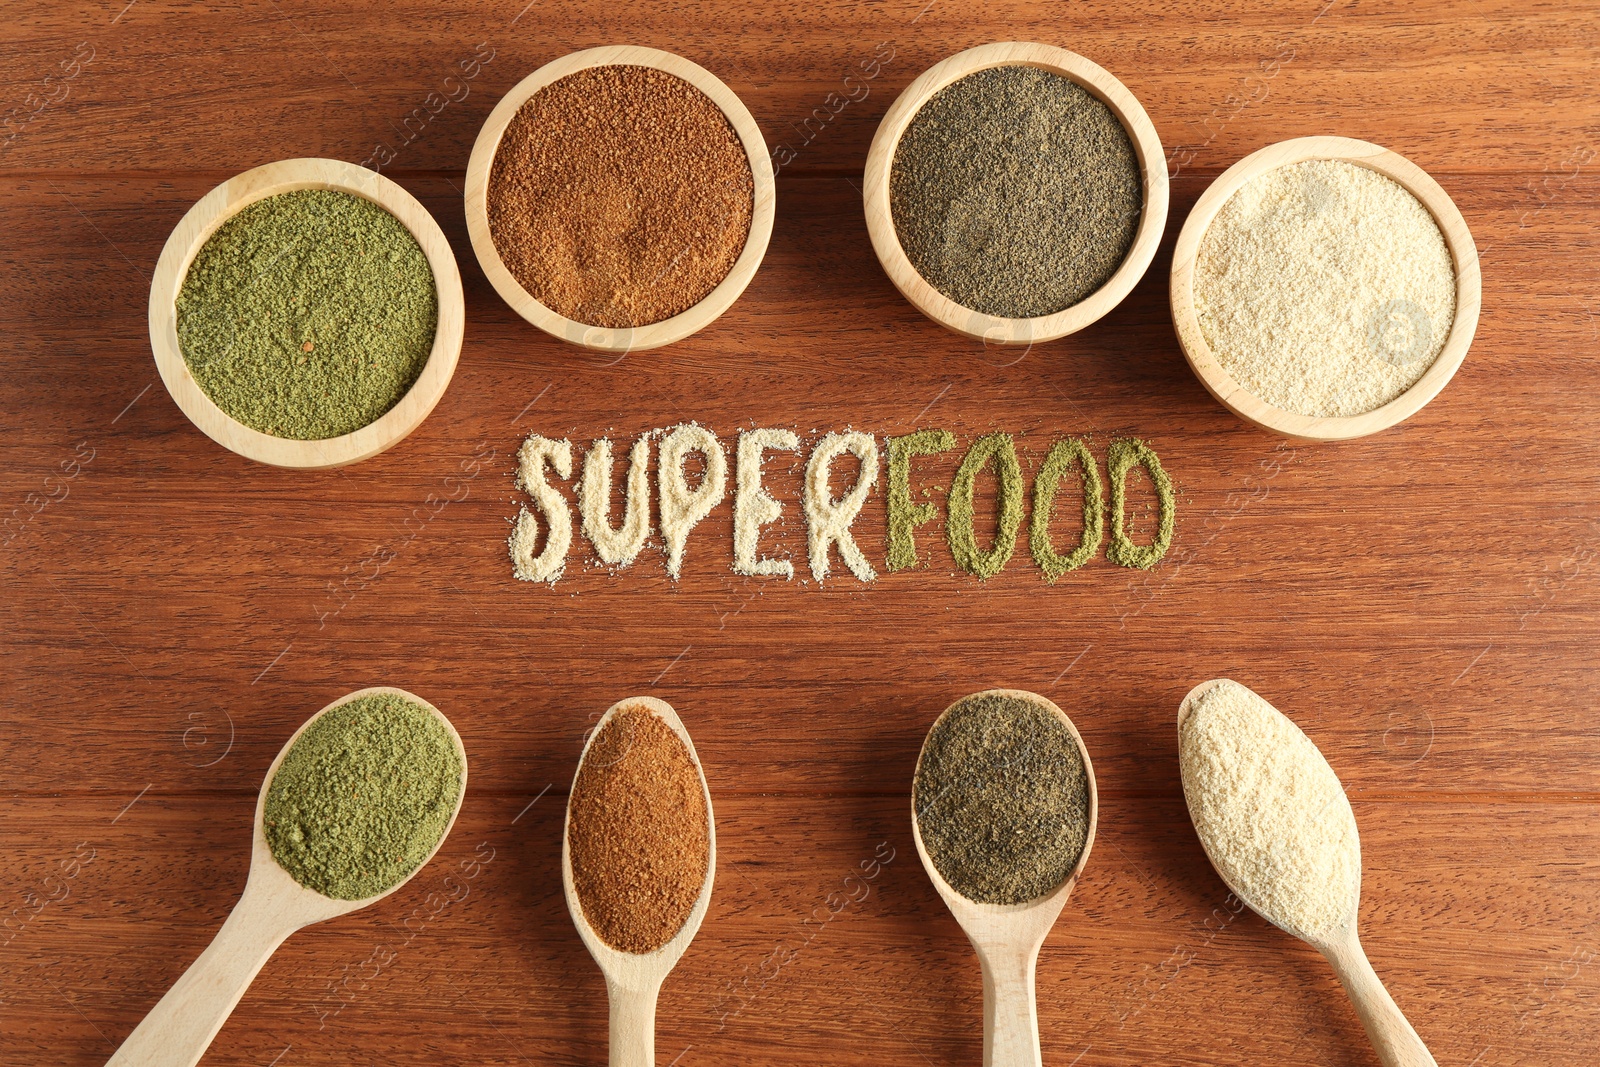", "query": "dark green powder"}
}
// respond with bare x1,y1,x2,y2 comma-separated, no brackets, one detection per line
176,189,438,440
1106,437,1175,570
946,432,1024,580
264,692,463,900
890,65,1142,318
914,691,1091,905
887,429,956,571
1030,437,1103,581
